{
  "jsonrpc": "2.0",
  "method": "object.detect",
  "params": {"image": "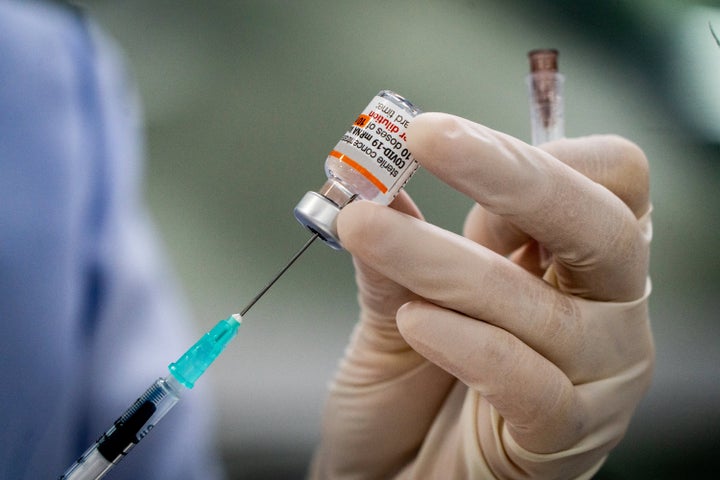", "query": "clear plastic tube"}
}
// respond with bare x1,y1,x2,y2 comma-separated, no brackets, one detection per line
526,49,565,145
294,90,422,249
527,49,564,269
